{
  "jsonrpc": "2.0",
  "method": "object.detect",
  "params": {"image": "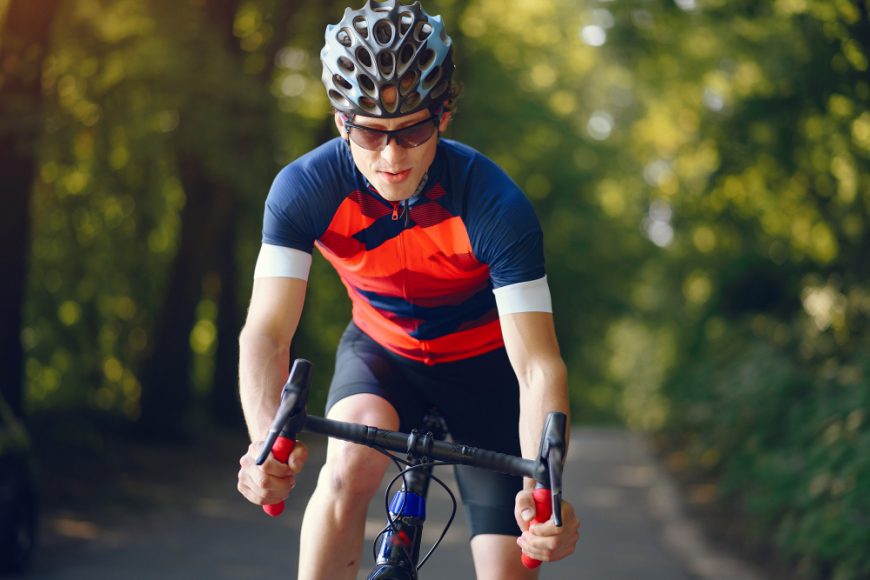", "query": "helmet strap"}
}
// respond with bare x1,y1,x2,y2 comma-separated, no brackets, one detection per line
431,103,445,138
339,112,352,147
